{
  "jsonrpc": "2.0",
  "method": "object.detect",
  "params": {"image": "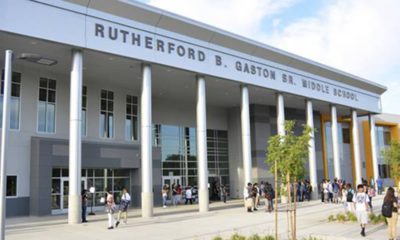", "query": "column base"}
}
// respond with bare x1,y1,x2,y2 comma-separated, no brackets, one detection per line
311,189,319,200
68,194,81,224
141,192,154,218
198,189,209,213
